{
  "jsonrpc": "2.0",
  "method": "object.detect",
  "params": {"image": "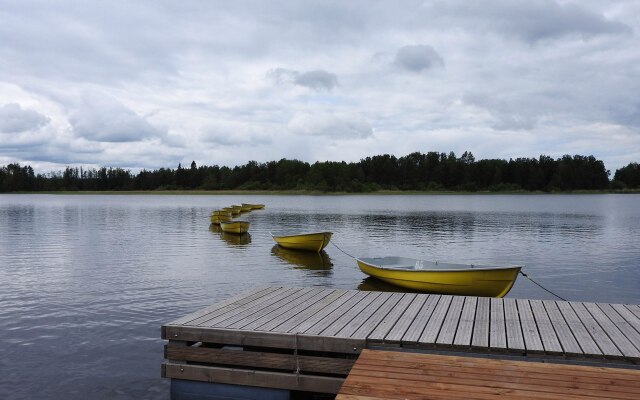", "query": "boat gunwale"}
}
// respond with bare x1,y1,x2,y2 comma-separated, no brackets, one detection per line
356,257,523,273
269,231,333,239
